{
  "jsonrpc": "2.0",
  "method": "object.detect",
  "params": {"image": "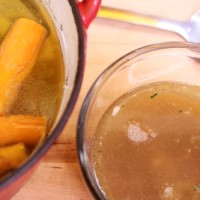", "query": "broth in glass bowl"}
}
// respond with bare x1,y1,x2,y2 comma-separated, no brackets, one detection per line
77,42,200,200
